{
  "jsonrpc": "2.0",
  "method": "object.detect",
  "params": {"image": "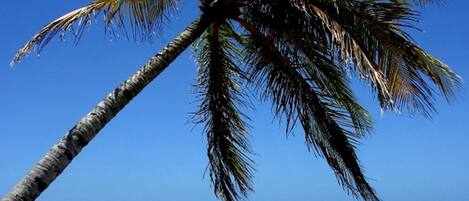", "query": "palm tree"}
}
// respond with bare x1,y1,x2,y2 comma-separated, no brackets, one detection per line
4,0,460,201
